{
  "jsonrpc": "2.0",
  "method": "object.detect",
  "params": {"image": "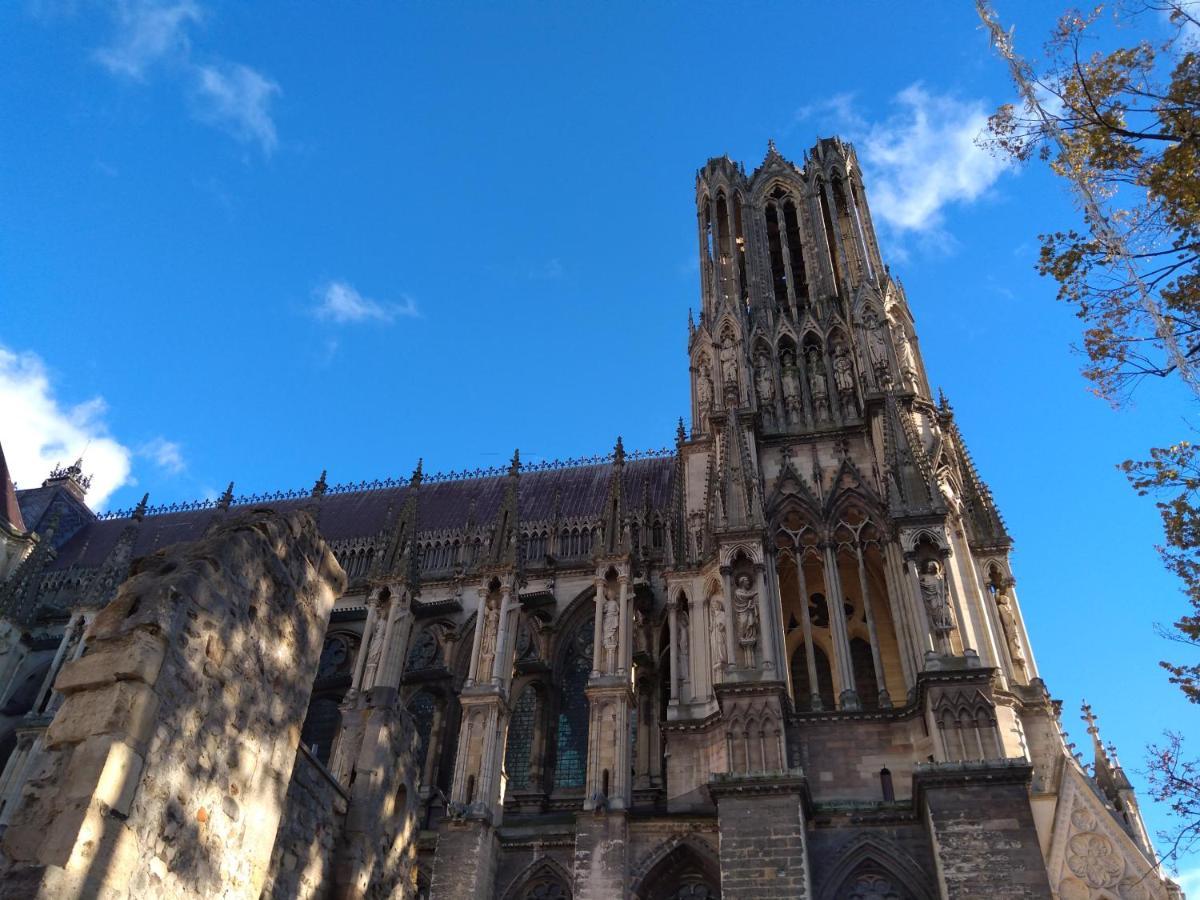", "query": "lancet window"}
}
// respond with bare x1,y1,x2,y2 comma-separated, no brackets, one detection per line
553,618,593,789
504,685,539,791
